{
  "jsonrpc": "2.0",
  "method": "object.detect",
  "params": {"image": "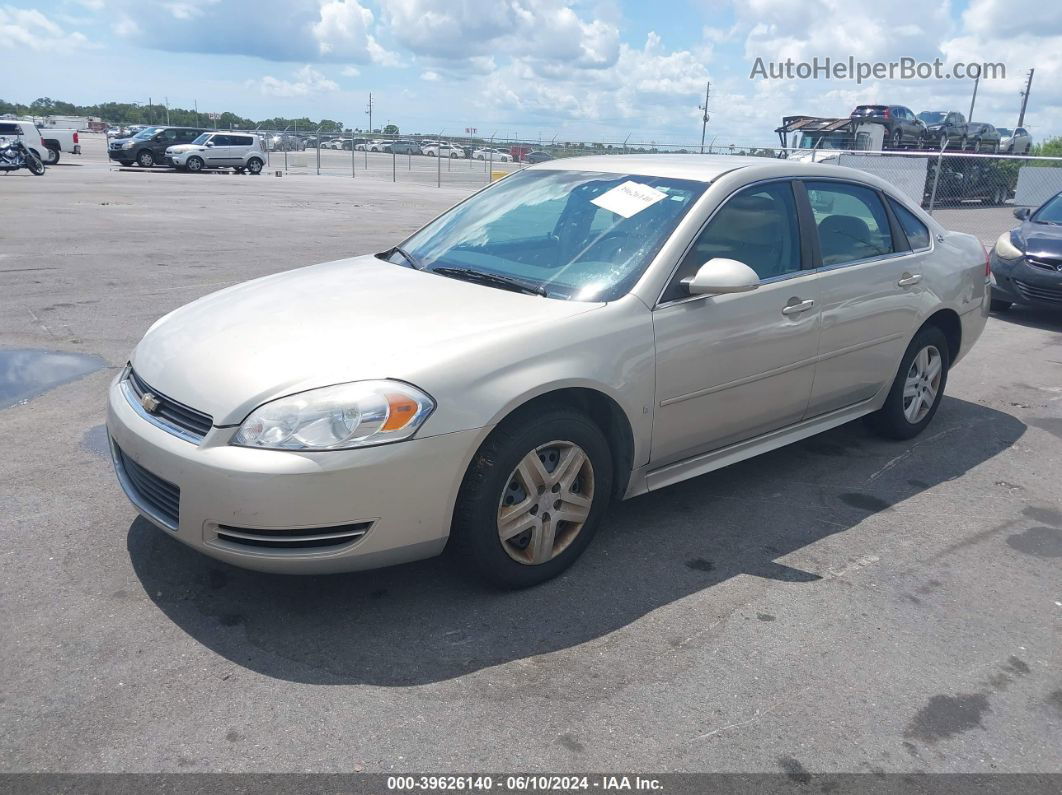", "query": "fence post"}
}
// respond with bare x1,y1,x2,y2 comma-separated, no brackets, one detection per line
437,132,442,188
927,140,947,216
316,125,321,175
351,129,355,178
392,142,396,182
